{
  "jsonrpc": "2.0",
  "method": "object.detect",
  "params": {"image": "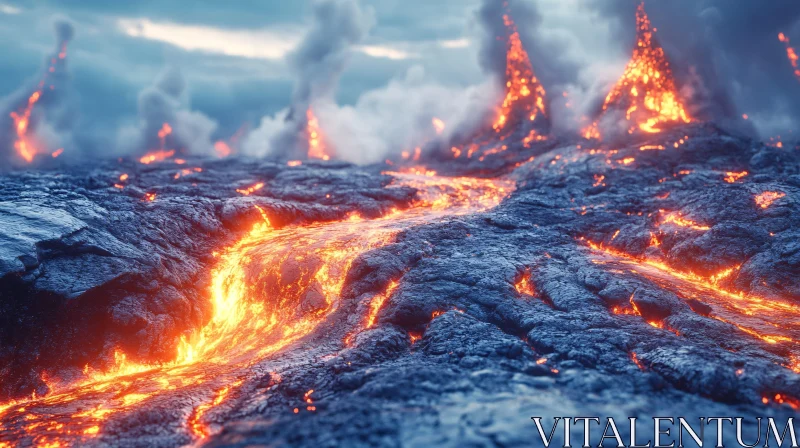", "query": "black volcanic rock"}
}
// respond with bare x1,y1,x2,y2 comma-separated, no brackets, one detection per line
1,124,799,447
